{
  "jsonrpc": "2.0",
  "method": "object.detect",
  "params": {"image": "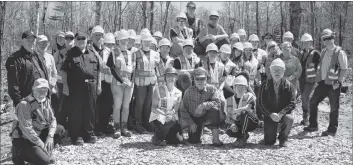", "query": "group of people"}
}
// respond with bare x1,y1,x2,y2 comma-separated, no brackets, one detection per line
6,1,348,165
